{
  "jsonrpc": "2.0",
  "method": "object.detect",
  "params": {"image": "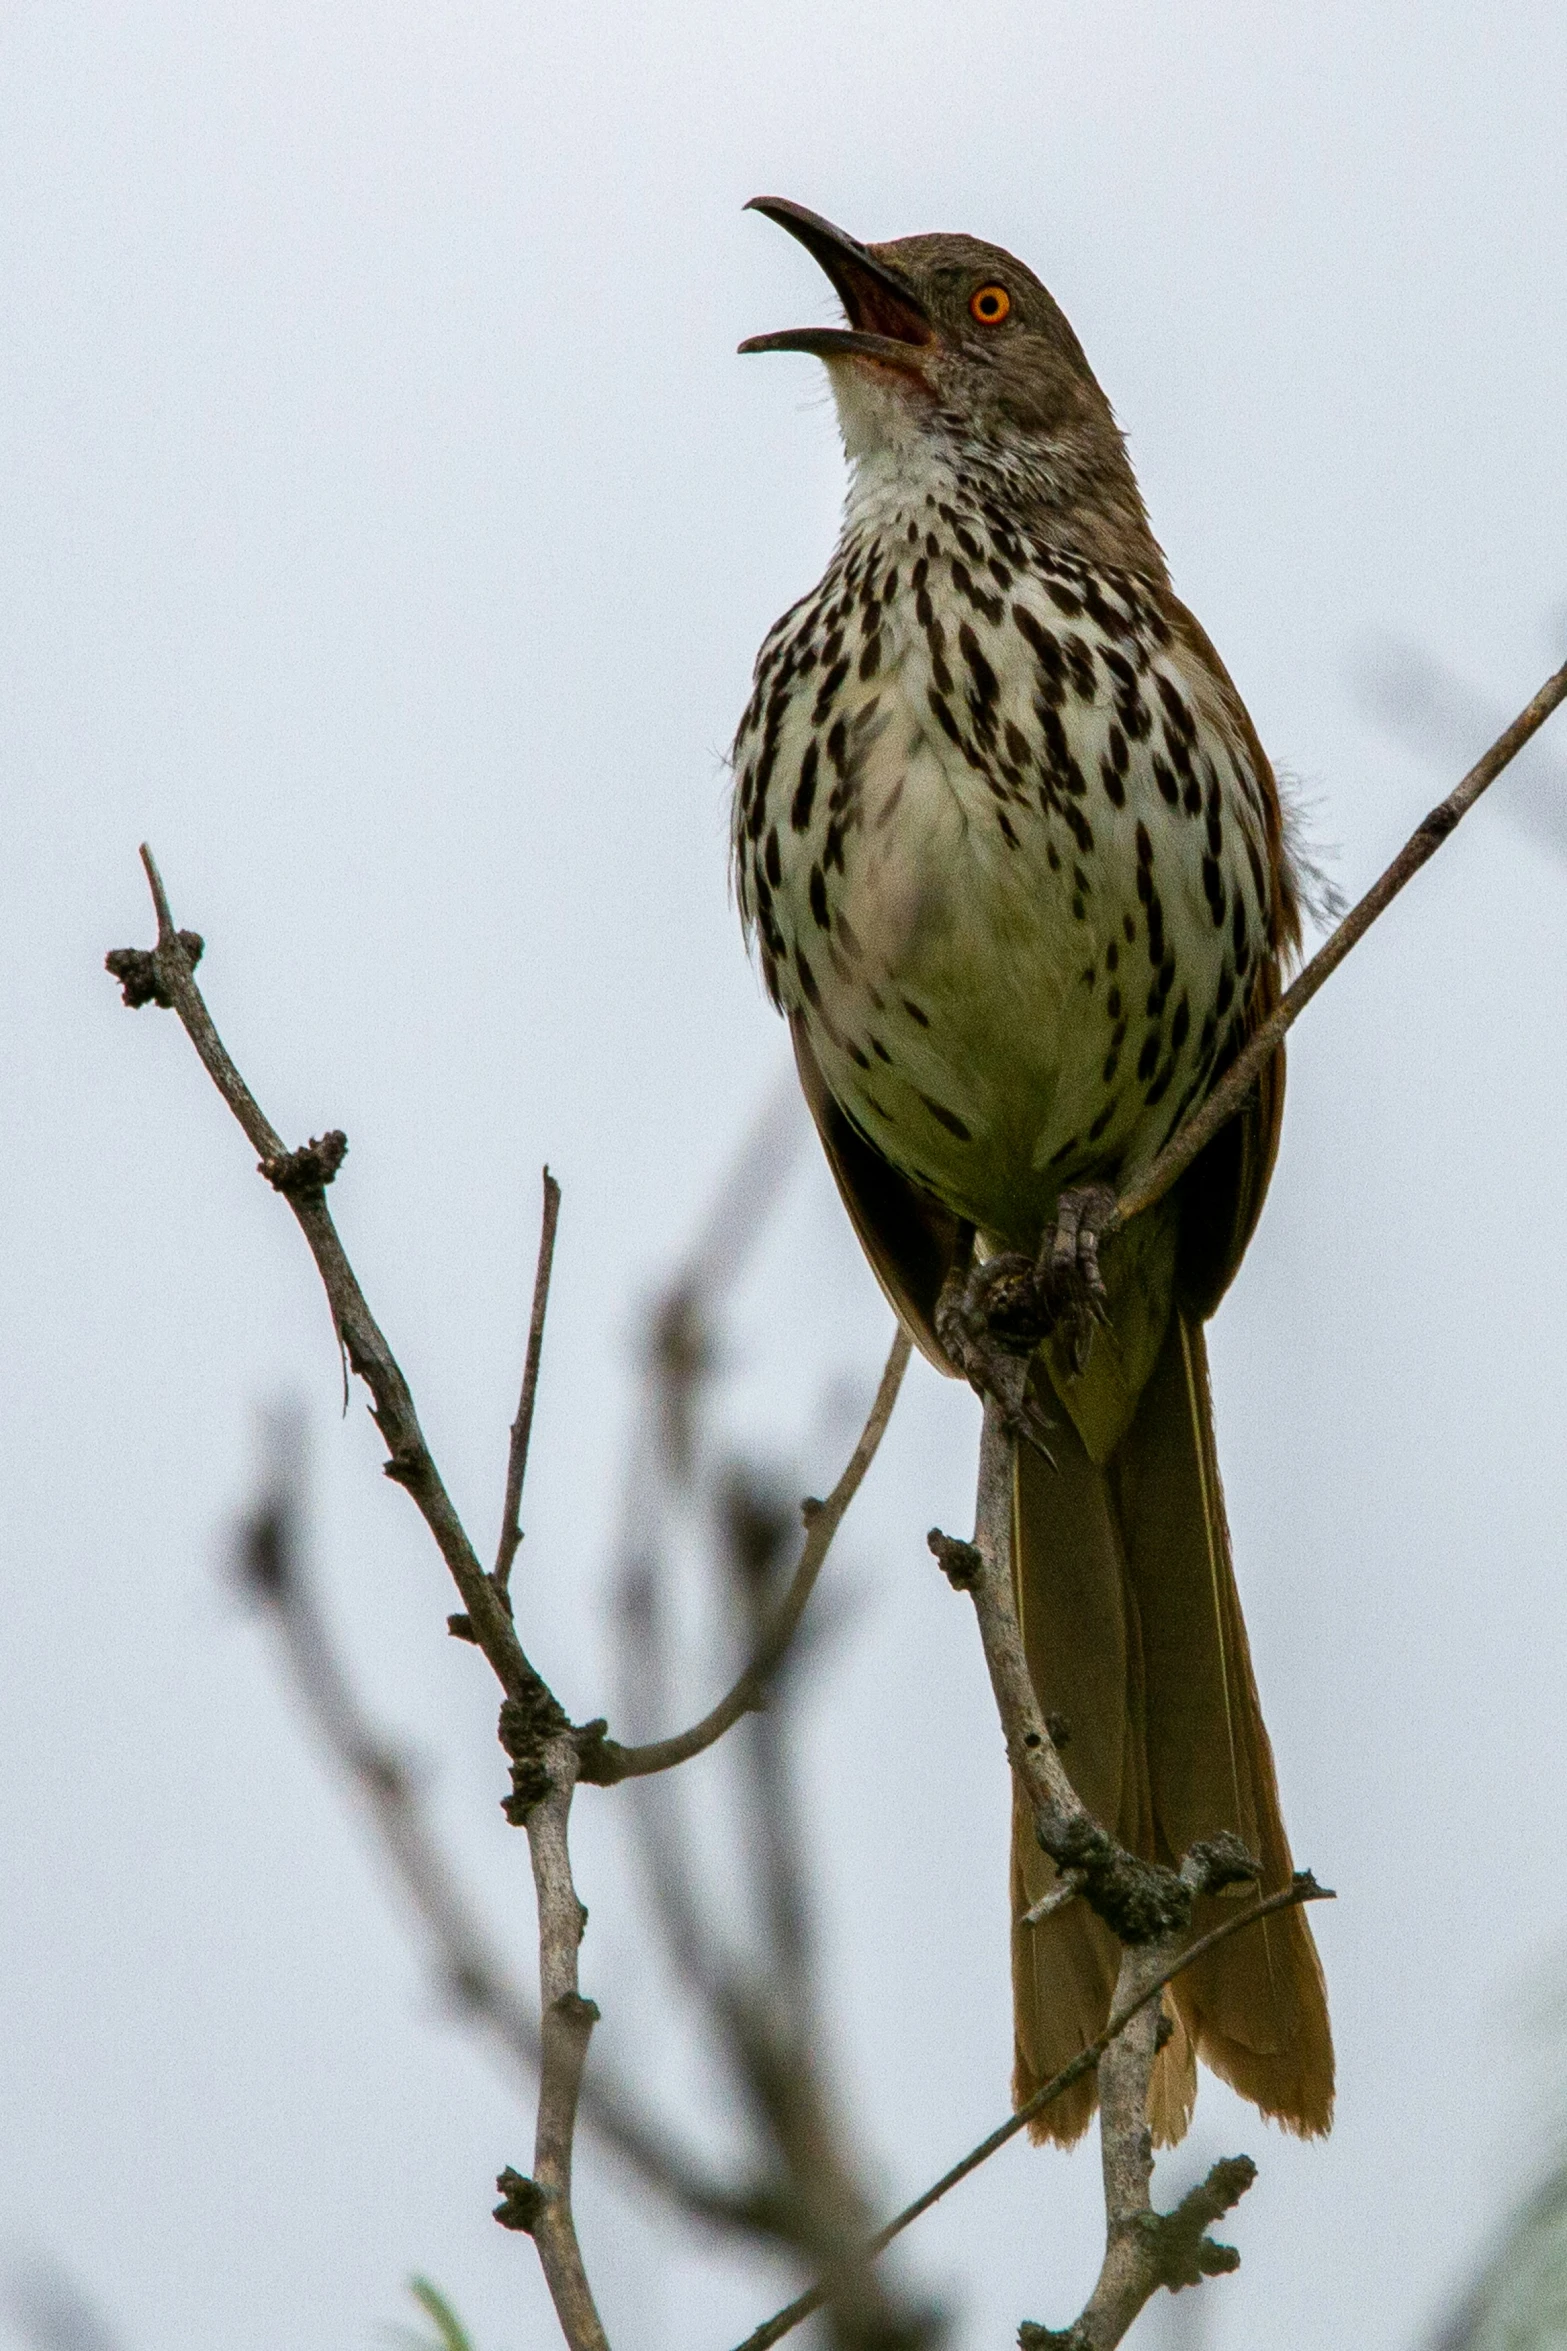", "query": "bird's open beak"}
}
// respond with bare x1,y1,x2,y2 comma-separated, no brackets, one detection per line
739,197,934,367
